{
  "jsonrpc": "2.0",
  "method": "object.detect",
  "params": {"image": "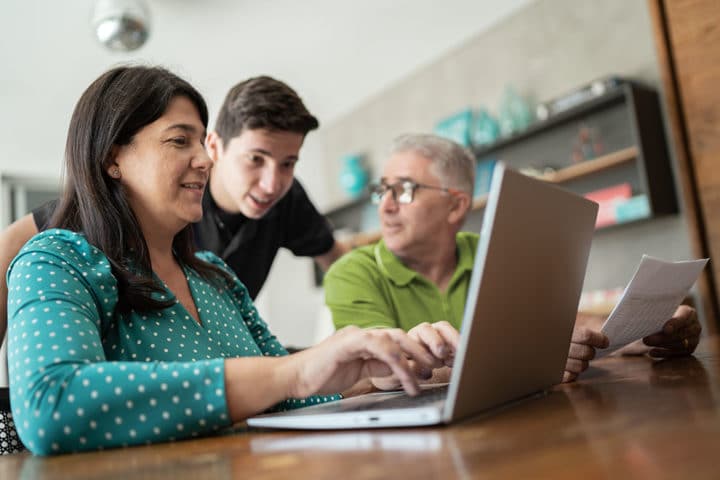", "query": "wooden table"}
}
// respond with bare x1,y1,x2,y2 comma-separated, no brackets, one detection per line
3,336,720,480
